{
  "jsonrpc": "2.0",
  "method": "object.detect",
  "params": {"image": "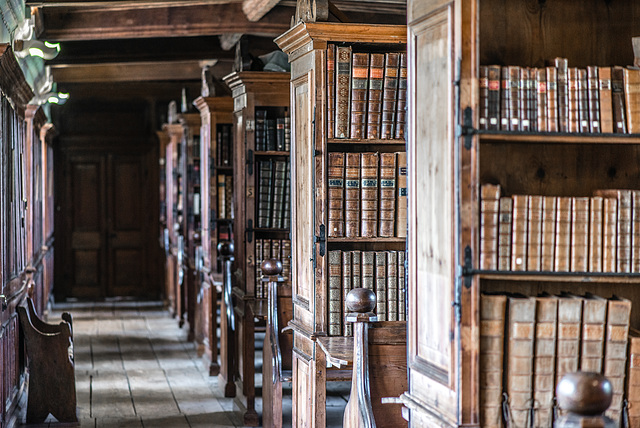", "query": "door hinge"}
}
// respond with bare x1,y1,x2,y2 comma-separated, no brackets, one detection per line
315,224,326,258
247,149,254,176
246,219,253,243
461,245,473,289
456,106,475,150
